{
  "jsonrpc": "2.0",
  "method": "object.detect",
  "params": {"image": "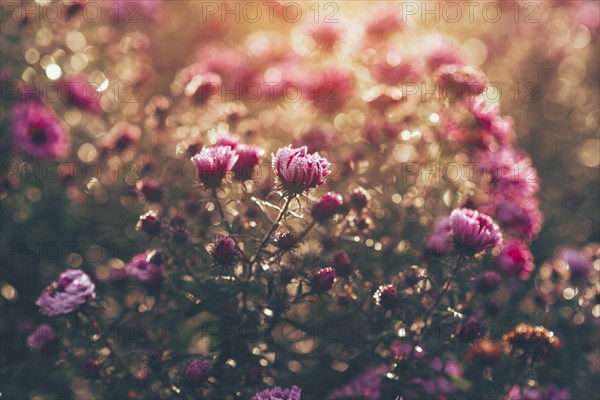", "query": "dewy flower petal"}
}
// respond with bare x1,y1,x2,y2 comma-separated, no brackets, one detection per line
272,146,331,195
36,269,96,316
191,146,239,188
449,208,503,254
